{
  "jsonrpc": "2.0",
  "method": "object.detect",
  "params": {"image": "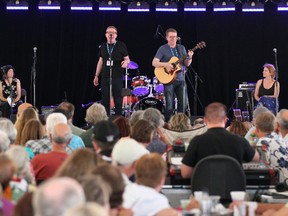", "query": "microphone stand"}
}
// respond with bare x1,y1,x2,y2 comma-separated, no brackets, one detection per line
108,35,113,116
187,65,204,115
274,49,279,114
30,48,37,107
